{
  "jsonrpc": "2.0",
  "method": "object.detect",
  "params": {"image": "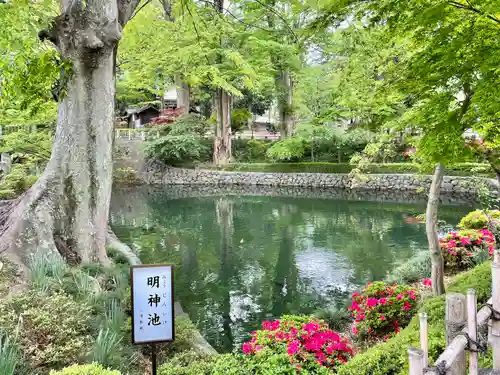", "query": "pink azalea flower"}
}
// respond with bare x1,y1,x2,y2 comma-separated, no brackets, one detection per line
395,327,401,334
379,315,386,321
287,340,300,355
423,278,432,287
242,342,253,354
351,325,358,335
367,298,378,307
379,298,387,305
255,345,263,352
350,301,361,311
396,294,404,300
402,301,412,311
460,237,472,245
